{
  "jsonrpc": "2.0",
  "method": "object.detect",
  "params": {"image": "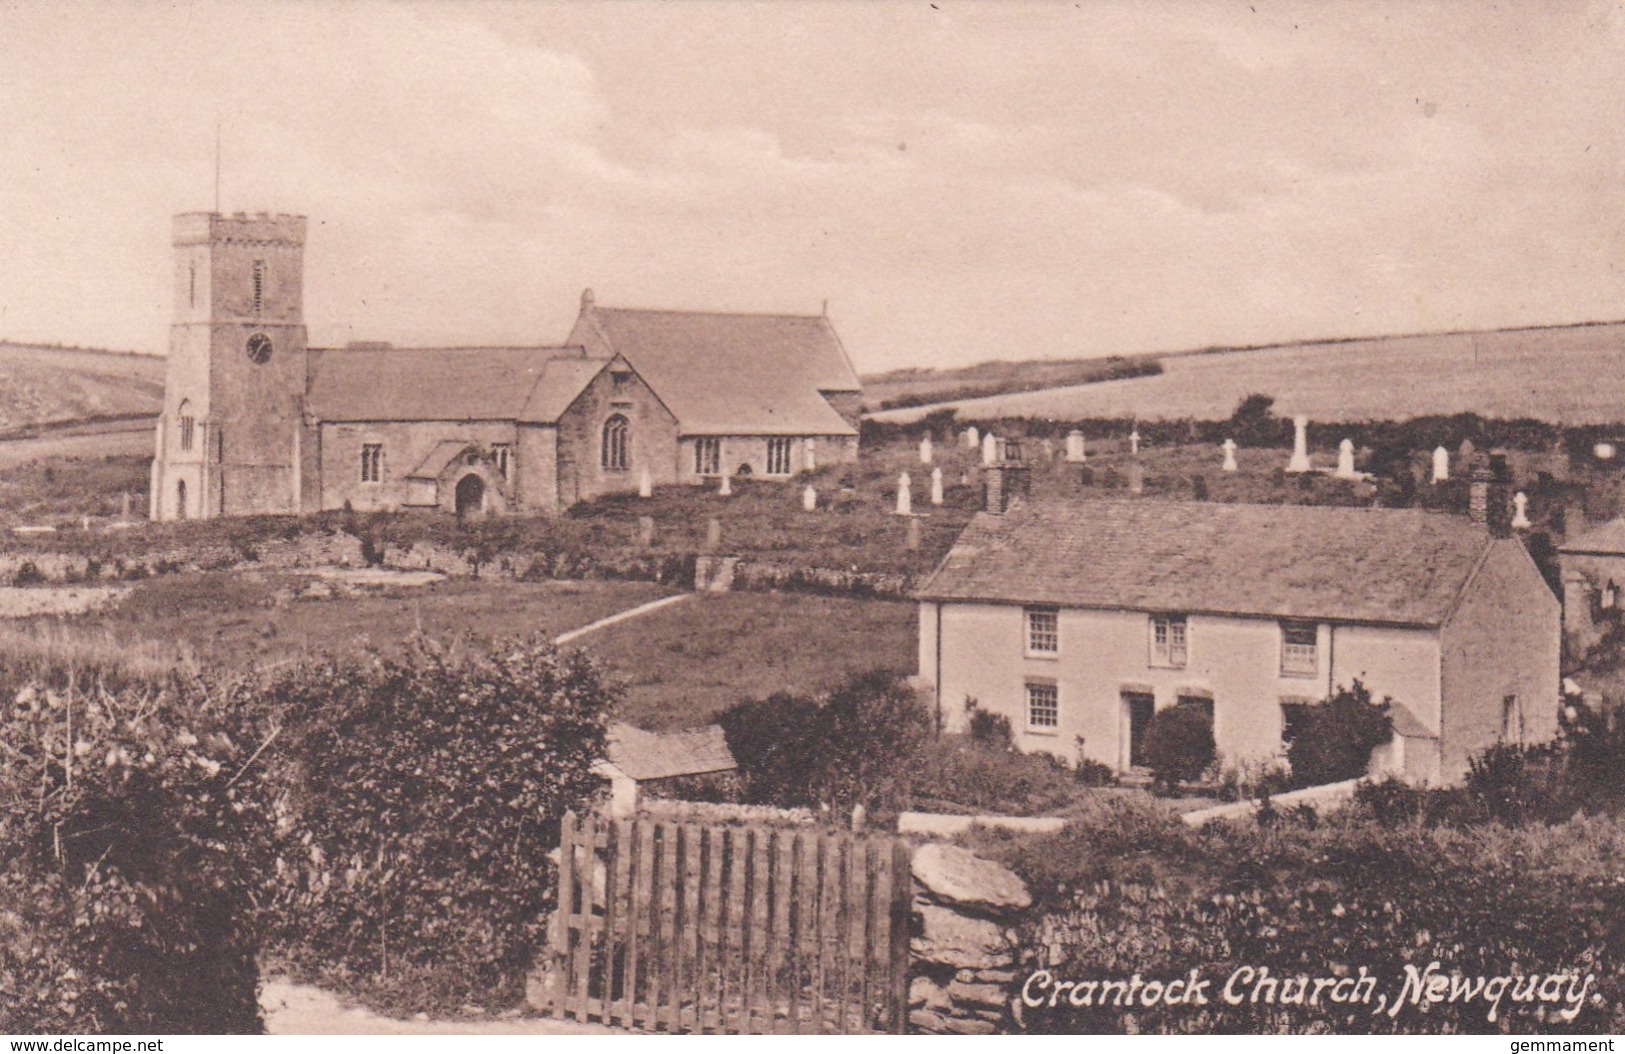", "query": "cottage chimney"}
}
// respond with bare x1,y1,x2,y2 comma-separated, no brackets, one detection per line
1468,460,1491,525
984,459,1032,514
1486,453,1513,537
